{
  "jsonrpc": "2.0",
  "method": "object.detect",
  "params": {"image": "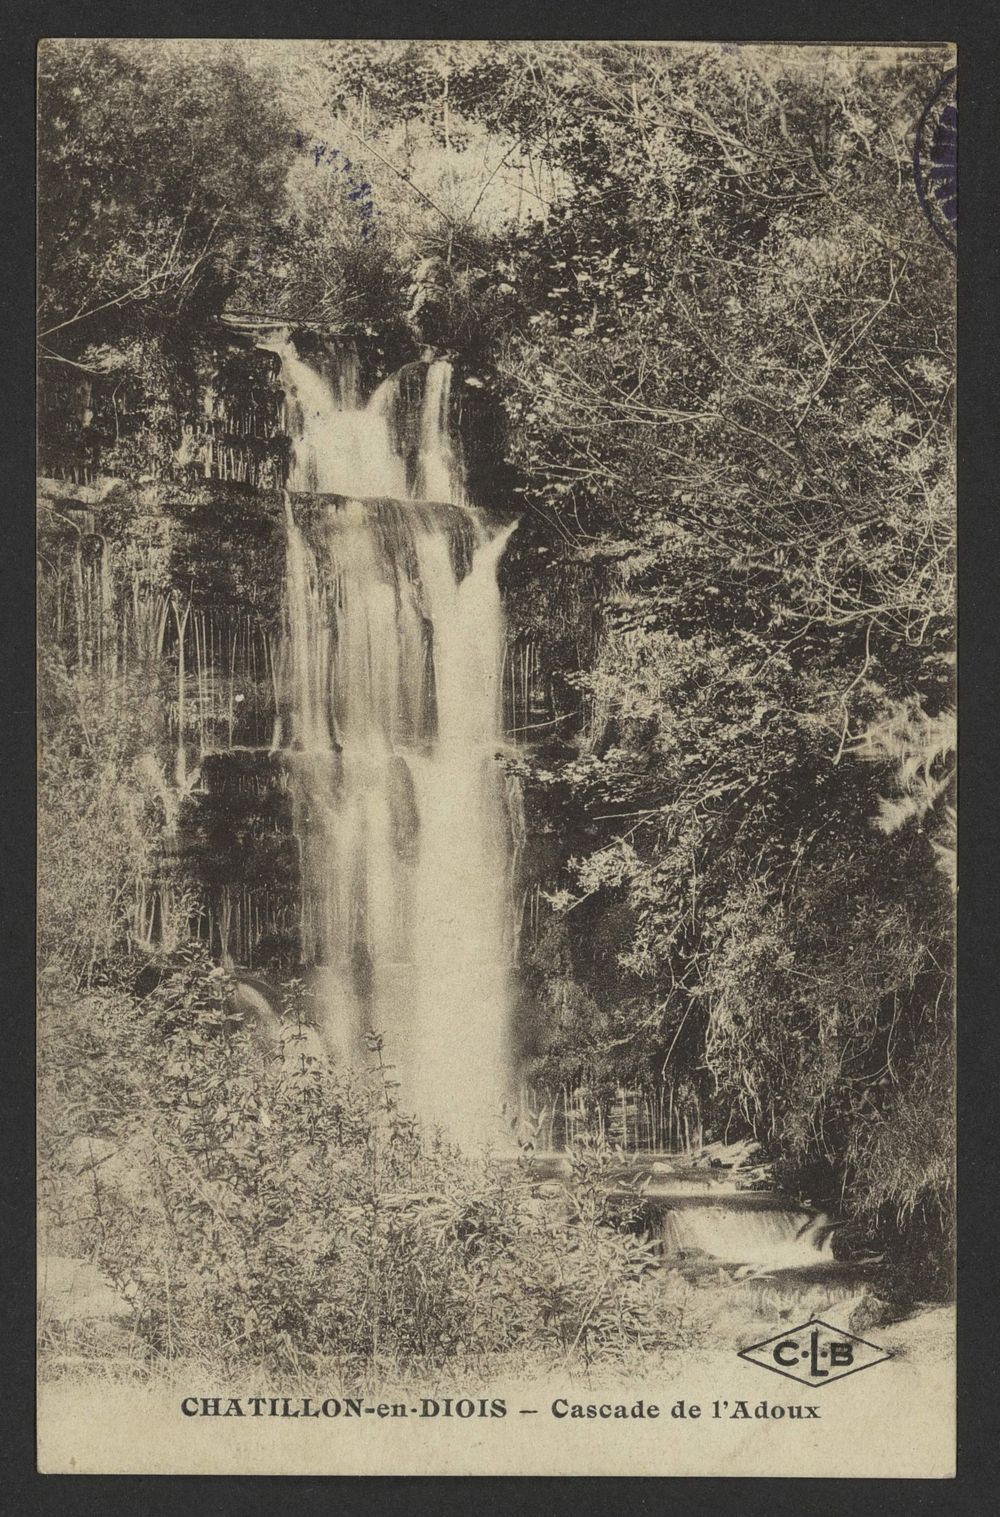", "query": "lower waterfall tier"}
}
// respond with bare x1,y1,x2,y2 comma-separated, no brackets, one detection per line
282,494,517,1141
